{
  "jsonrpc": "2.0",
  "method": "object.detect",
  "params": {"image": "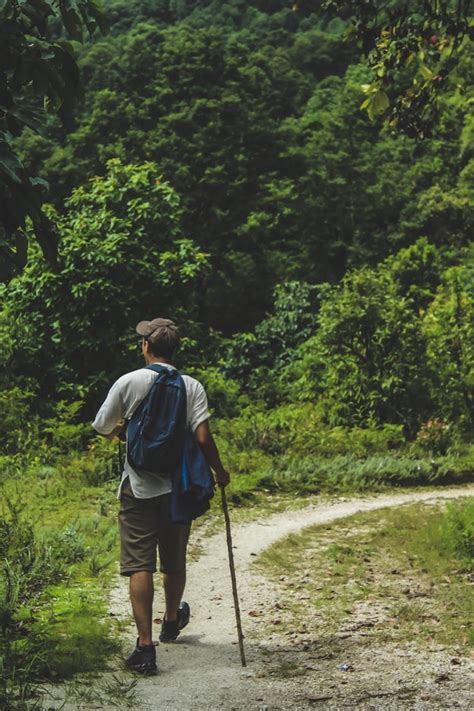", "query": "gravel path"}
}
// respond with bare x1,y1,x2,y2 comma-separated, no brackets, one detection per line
51,487,474,709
